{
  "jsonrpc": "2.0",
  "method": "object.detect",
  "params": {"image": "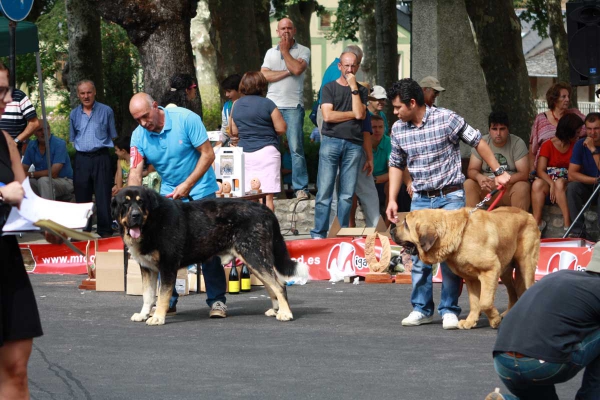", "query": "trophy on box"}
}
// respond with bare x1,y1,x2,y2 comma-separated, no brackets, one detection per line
248,178,262,194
